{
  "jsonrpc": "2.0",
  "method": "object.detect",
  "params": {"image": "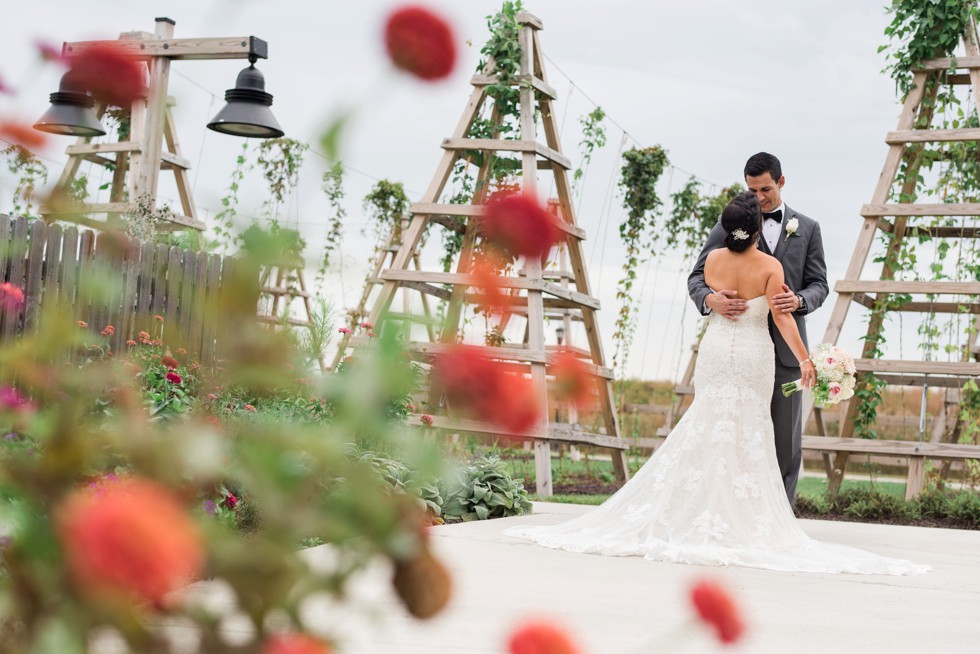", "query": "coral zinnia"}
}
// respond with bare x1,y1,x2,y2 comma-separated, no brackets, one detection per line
507,621,582,654
160,355,179,370
432,345,541,435
690,579,745,644
0,282,25,311
70,43,144,107
384,6,457,81
482,192,560,260
263,633,333,654
55,477,204,607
